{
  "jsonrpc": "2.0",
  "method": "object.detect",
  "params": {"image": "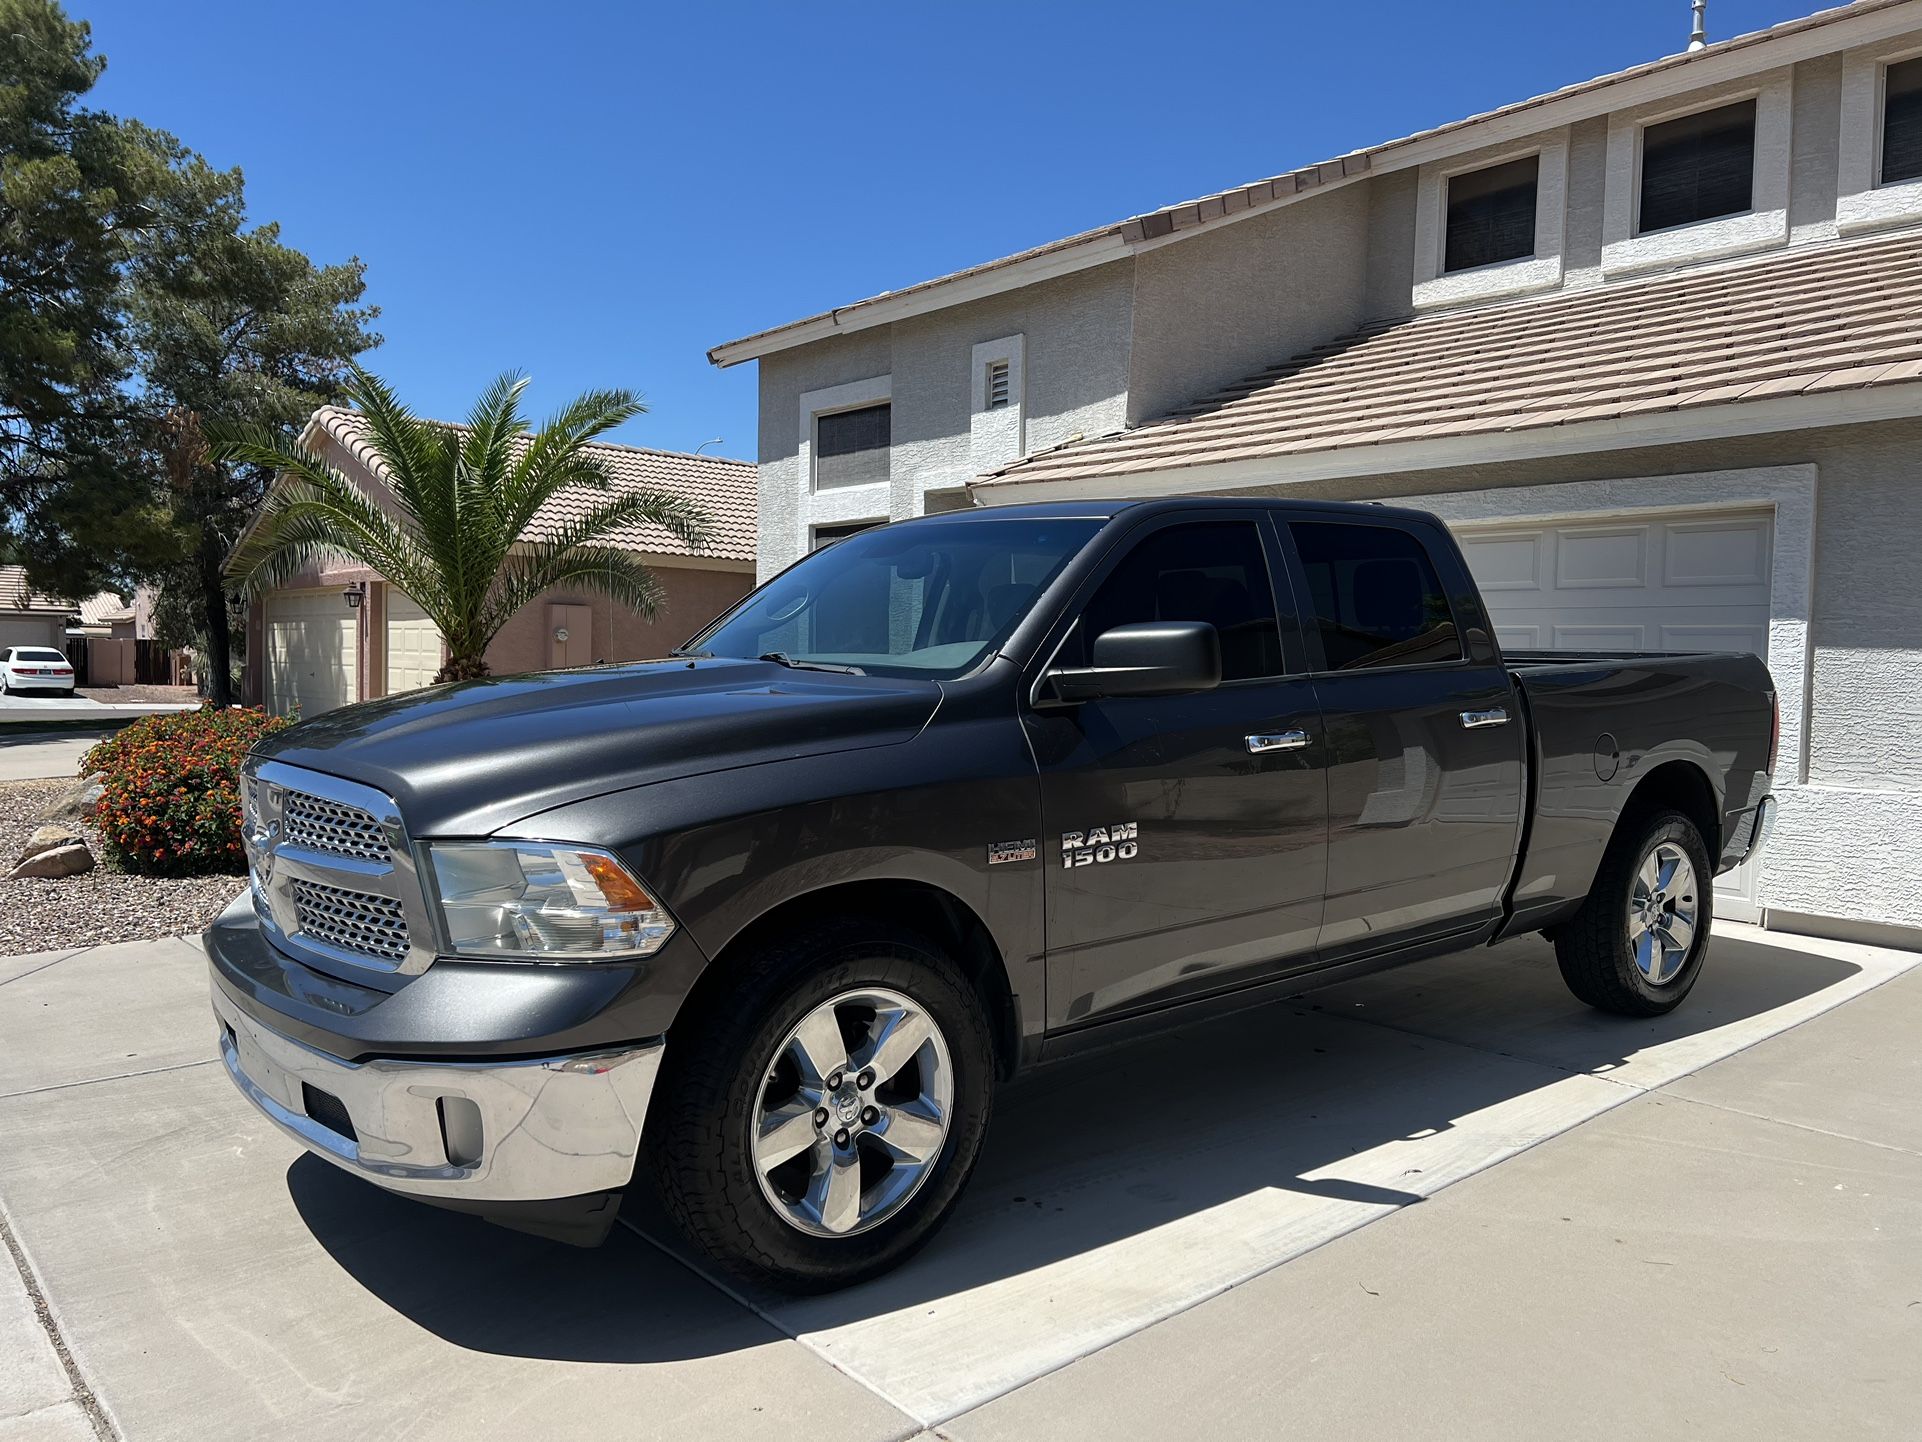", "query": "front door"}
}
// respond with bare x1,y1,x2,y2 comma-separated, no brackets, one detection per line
1024,516,1328,1029
1281,515,1527,959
